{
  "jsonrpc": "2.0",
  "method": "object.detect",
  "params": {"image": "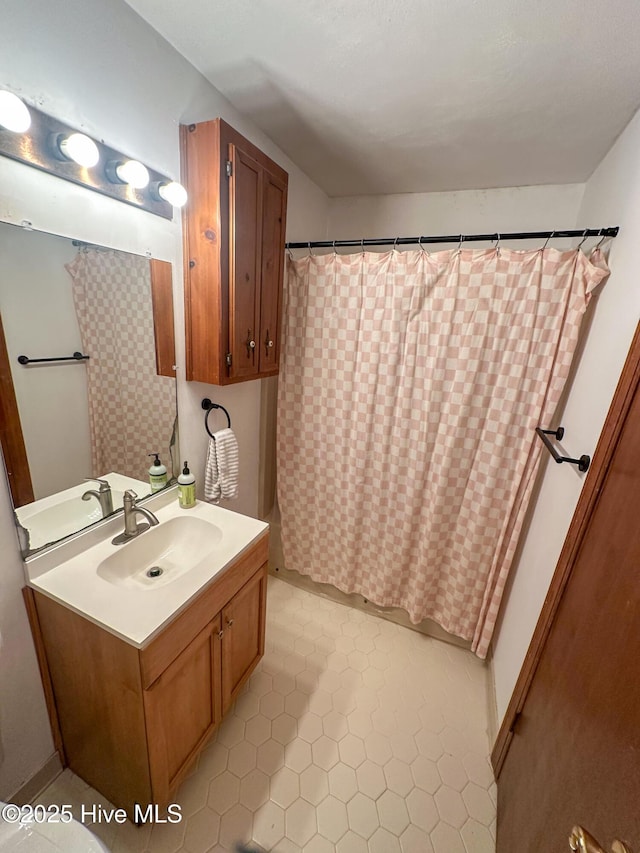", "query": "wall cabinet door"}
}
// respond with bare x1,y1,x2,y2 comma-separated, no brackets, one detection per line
258,170,287,376
221,567,267,714
143,615,222,805
228,142,262,380
181,118,288,386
